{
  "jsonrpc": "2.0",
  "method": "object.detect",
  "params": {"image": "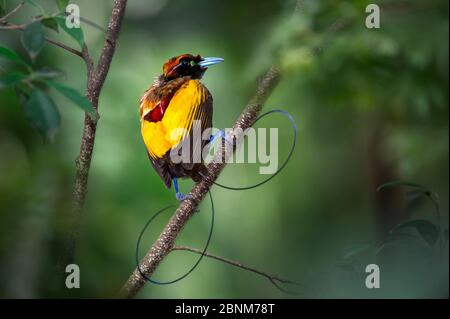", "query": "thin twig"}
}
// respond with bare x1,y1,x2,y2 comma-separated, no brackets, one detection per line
80,16,107,33
0,23,83,58
45,37,84,58
60,11,108,33
119,66,281,298
0,1,24,23
0,24,24,29
172,246,300,294
81,44,94,77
